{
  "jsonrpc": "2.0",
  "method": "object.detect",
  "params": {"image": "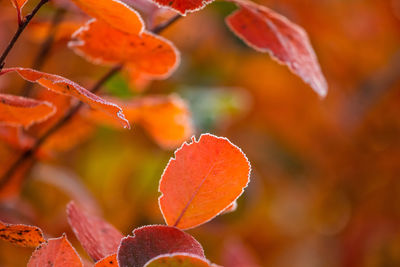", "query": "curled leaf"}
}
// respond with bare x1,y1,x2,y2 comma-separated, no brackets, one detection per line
117,225,205,267
70,19,179,81
0,93,56,128
66,201,124,262
70,0,144,35
28,235,83,267
144,253,212,267
0,68,129,128
0,221,45,247
150,0,214,15
226,0,328,97
159,134,251,229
